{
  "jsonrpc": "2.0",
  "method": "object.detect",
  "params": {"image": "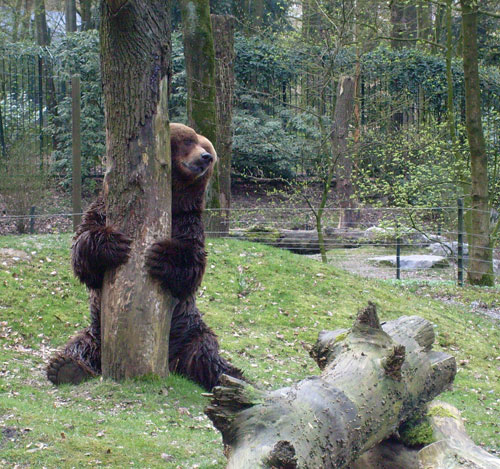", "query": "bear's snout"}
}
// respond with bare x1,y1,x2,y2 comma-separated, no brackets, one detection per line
201,152,213,162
